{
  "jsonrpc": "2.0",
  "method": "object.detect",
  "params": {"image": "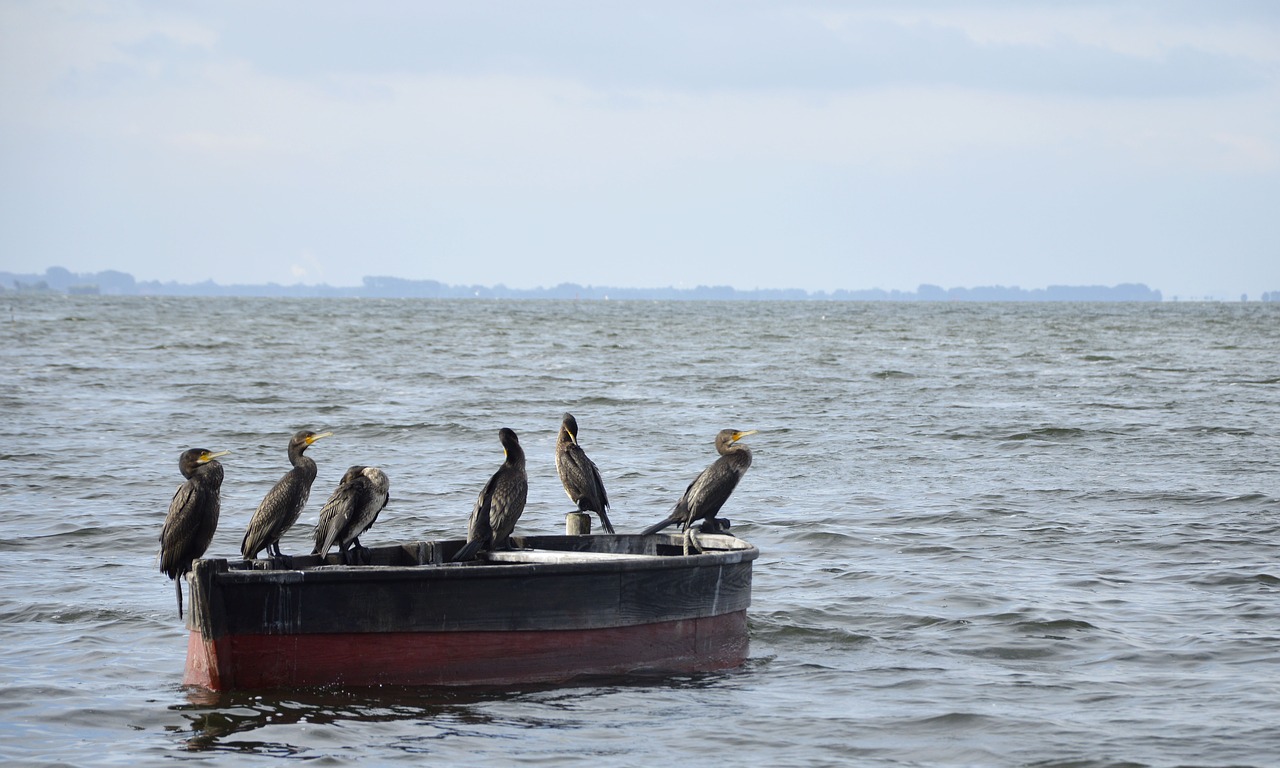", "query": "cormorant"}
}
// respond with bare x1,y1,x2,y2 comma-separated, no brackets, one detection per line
453,428,527,562
160,447,229,619
641,429,757,552
241,430,331,561
312,465,390,564
555,412,615,534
